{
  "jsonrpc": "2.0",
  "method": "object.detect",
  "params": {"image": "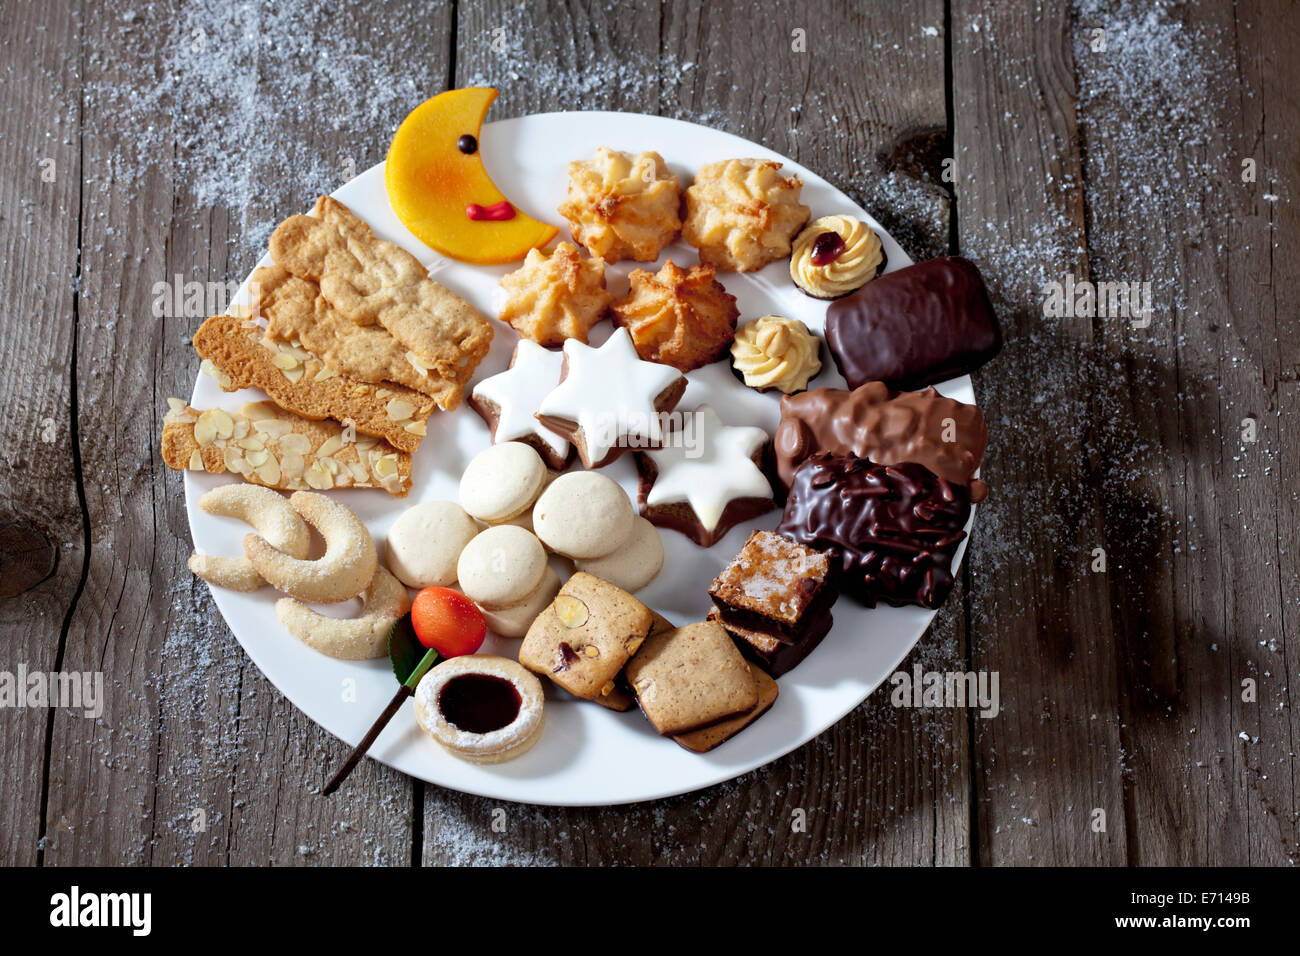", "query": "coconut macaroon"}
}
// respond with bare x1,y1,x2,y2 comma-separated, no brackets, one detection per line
558,147,682,263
